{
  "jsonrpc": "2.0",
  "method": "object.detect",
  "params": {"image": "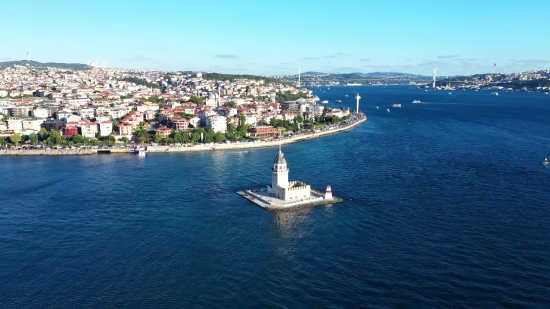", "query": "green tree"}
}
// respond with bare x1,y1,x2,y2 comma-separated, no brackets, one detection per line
227,122,237,133
95,131,102,139
47,130,62,145
296,114,304,124
214,132,226,143
0,136,5,145
204,131,214,143
121,136,129,144
29,133,38,145
137,135,147,144
9,133,21,146
226,101,236,108
38,128,48,141
154,134,163,143
72,134,84,144
189,96,205,105
191,132,200,143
